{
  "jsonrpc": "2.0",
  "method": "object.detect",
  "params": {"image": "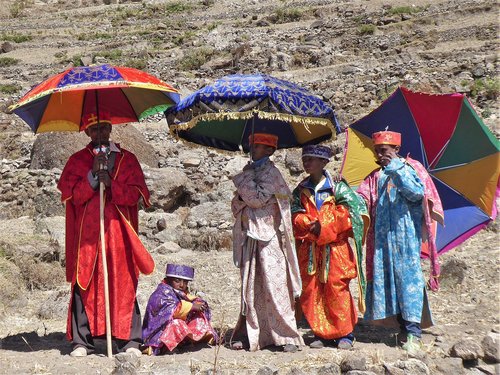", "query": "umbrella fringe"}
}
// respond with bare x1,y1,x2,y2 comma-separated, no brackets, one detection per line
169,110,336,134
